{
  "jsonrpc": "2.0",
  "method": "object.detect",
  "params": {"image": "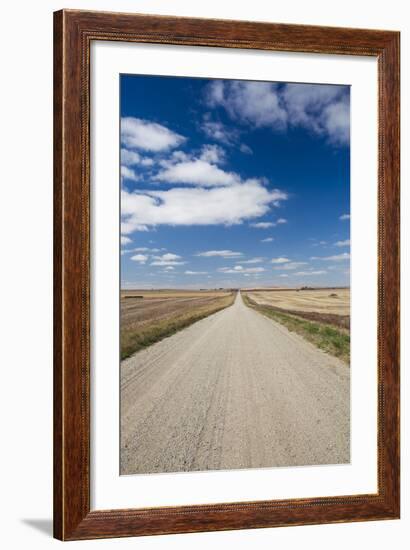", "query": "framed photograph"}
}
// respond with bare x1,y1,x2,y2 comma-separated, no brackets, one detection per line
54,9,400,540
